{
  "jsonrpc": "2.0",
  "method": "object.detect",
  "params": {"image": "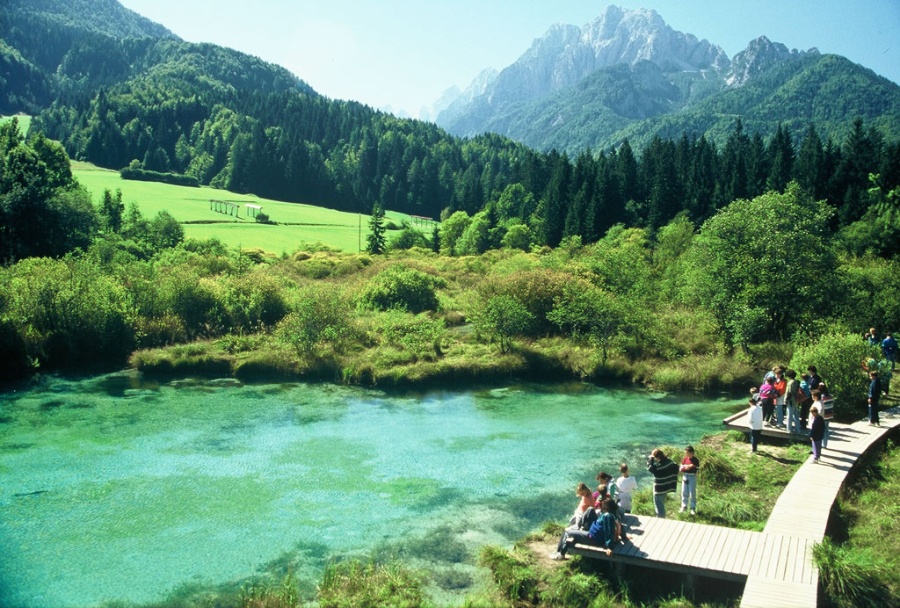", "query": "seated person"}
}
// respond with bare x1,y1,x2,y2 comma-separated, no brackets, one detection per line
568,482,594,528
551,498,618,560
